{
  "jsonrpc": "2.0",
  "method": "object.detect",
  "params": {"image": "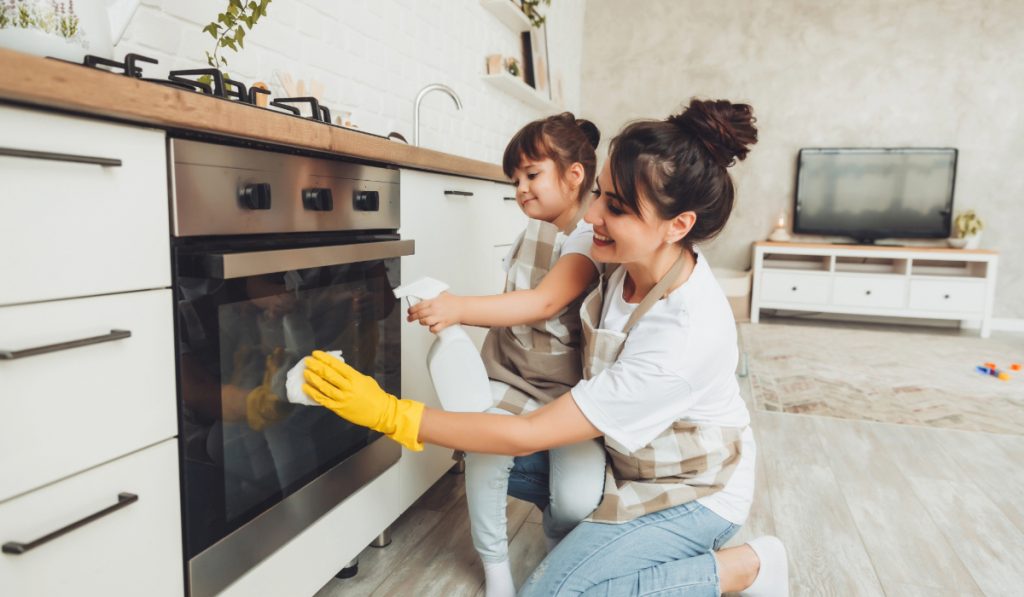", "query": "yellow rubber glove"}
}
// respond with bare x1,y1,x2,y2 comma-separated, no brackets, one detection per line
302,350,425,451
